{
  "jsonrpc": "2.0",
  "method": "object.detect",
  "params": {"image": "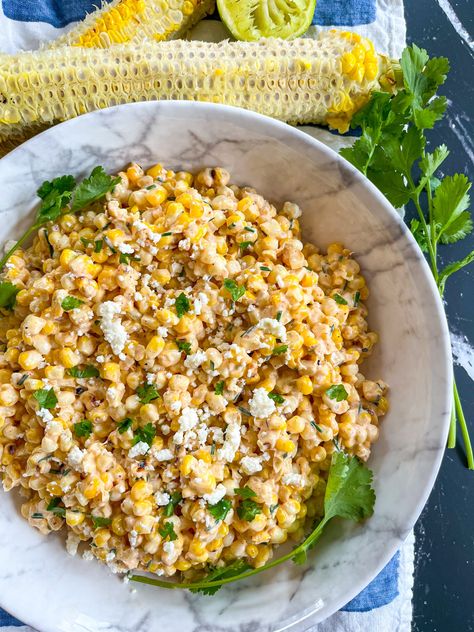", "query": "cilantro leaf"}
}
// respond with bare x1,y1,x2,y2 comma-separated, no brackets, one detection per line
433,174,471,242
333,294,348,305
236,498,261,522
61,296,84,311
419,145,449,178
74,419,93,438
189,560,251,596
176,340,191,355
214,381,224,395
0,282,19,310
117,417,133,433
164,492,182,517
439,212,473,245
91,516,112,529
325,384,348,402
34,388,58,409
47,497,66,518
293,451,375,565
68,365,100,378
175,293,190,318
71,167,120,213
234,486,256,499
239,241,252,251
137,383,160,404
438,250,474,295
272,345,288,356
268,392,284,404
159,521,177,541
133,423,156,446
36,175,76,224
208,498,232,522
410,219,429,252
223,278,246,302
